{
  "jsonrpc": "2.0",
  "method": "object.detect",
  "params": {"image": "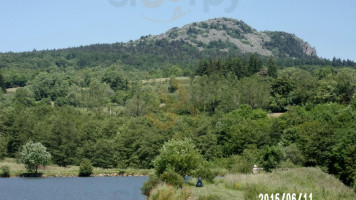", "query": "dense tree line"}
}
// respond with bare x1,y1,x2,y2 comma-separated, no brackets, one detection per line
1,36,355,88
0,56,356,189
